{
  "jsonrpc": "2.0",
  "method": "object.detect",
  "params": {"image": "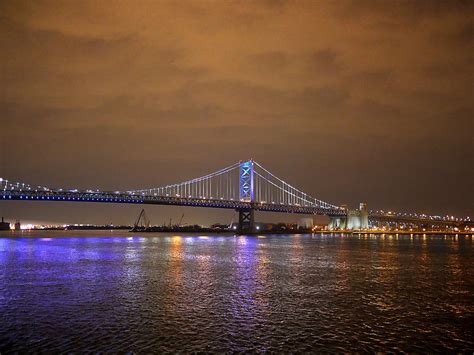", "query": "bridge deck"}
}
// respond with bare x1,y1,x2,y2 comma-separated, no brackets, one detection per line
1,191,346,217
